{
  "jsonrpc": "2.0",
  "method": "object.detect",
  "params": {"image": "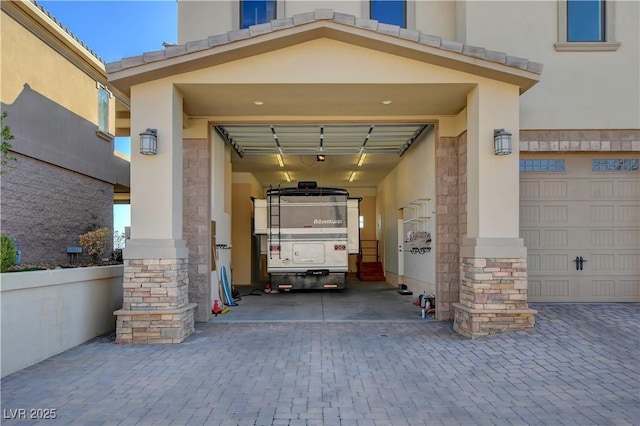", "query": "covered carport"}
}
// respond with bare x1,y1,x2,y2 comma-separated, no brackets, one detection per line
107,11,541,343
